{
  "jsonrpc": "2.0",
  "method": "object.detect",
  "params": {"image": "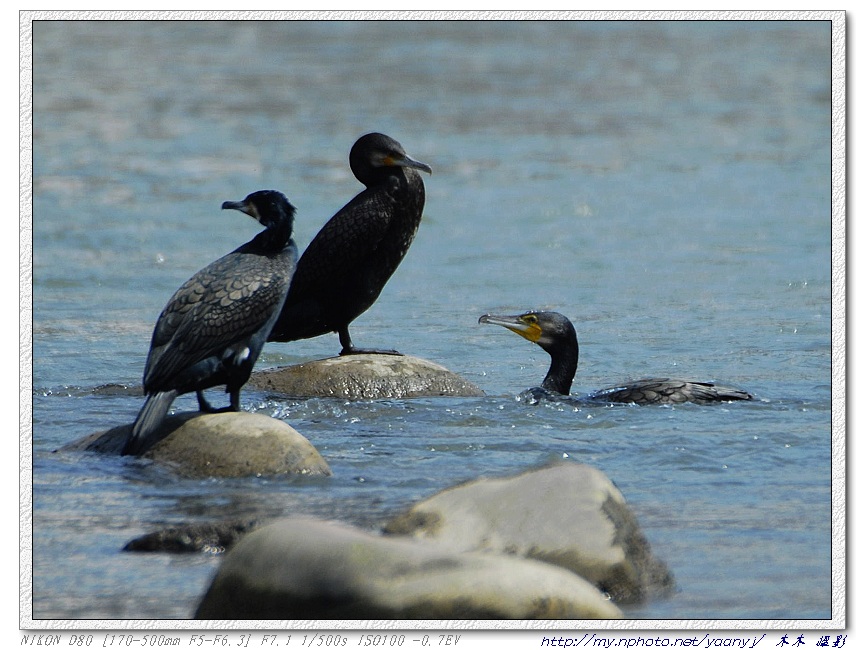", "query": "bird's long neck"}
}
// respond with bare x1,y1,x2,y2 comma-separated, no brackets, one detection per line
541,337,579,395
367,165,409,191
249,219,294,254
